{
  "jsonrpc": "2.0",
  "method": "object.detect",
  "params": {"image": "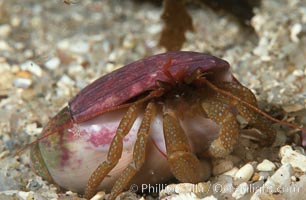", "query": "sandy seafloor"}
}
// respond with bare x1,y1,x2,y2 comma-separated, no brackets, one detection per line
0,0,306,199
